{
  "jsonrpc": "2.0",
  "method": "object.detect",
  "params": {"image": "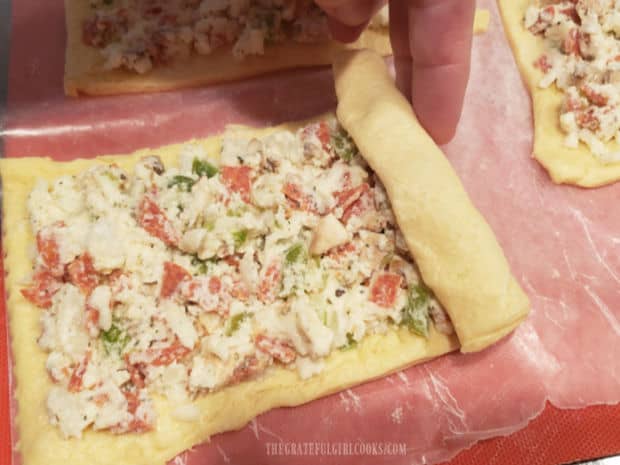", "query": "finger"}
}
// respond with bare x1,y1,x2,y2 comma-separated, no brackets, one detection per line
315,0,386,42
389,0,412,99
410,0,476,144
